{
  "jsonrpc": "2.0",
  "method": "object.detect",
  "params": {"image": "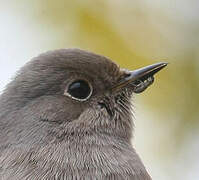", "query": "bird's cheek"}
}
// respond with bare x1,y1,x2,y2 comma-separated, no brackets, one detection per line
98,105,110,118
96,101,114,118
